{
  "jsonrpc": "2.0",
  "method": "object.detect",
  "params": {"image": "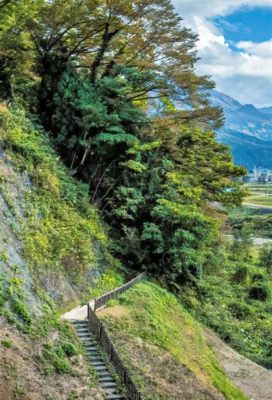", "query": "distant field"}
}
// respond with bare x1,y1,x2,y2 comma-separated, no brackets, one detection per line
244,183,272,207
